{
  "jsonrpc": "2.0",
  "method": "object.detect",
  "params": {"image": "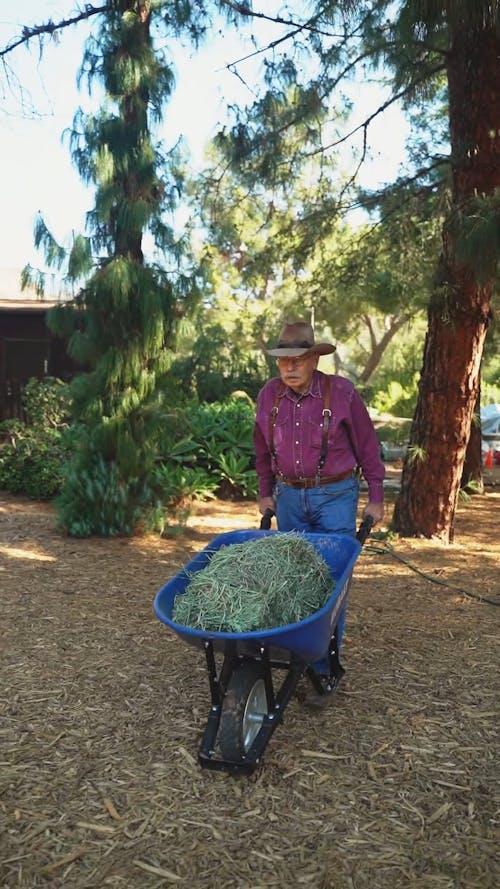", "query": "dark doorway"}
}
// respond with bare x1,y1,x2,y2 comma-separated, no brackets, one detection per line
5,339,49,381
